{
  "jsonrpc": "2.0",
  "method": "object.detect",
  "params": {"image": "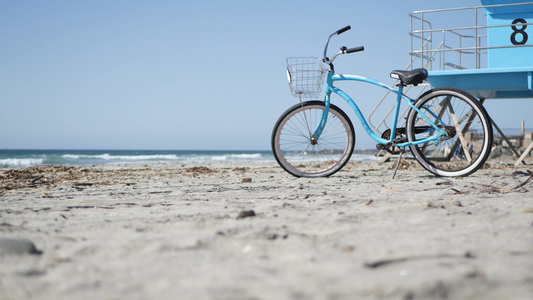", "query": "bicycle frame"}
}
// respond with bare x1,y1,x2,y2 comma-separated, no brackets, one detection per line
313,71,448,148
